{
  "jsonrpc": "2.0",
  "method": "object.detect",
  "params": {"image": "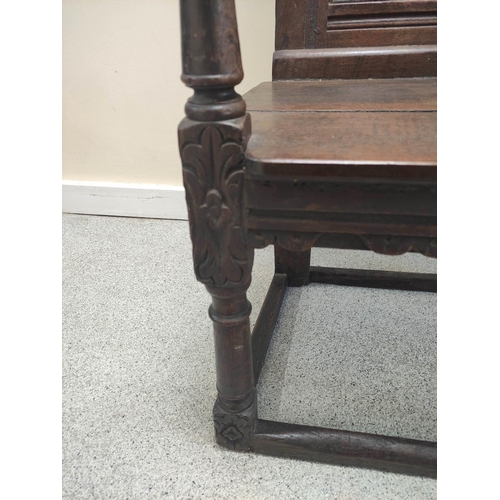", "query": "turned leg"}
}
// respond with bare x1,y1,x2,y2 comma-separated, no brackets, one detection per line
275,246,311,287
209,285,256,450
178,0,257,451
179,115,257,450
